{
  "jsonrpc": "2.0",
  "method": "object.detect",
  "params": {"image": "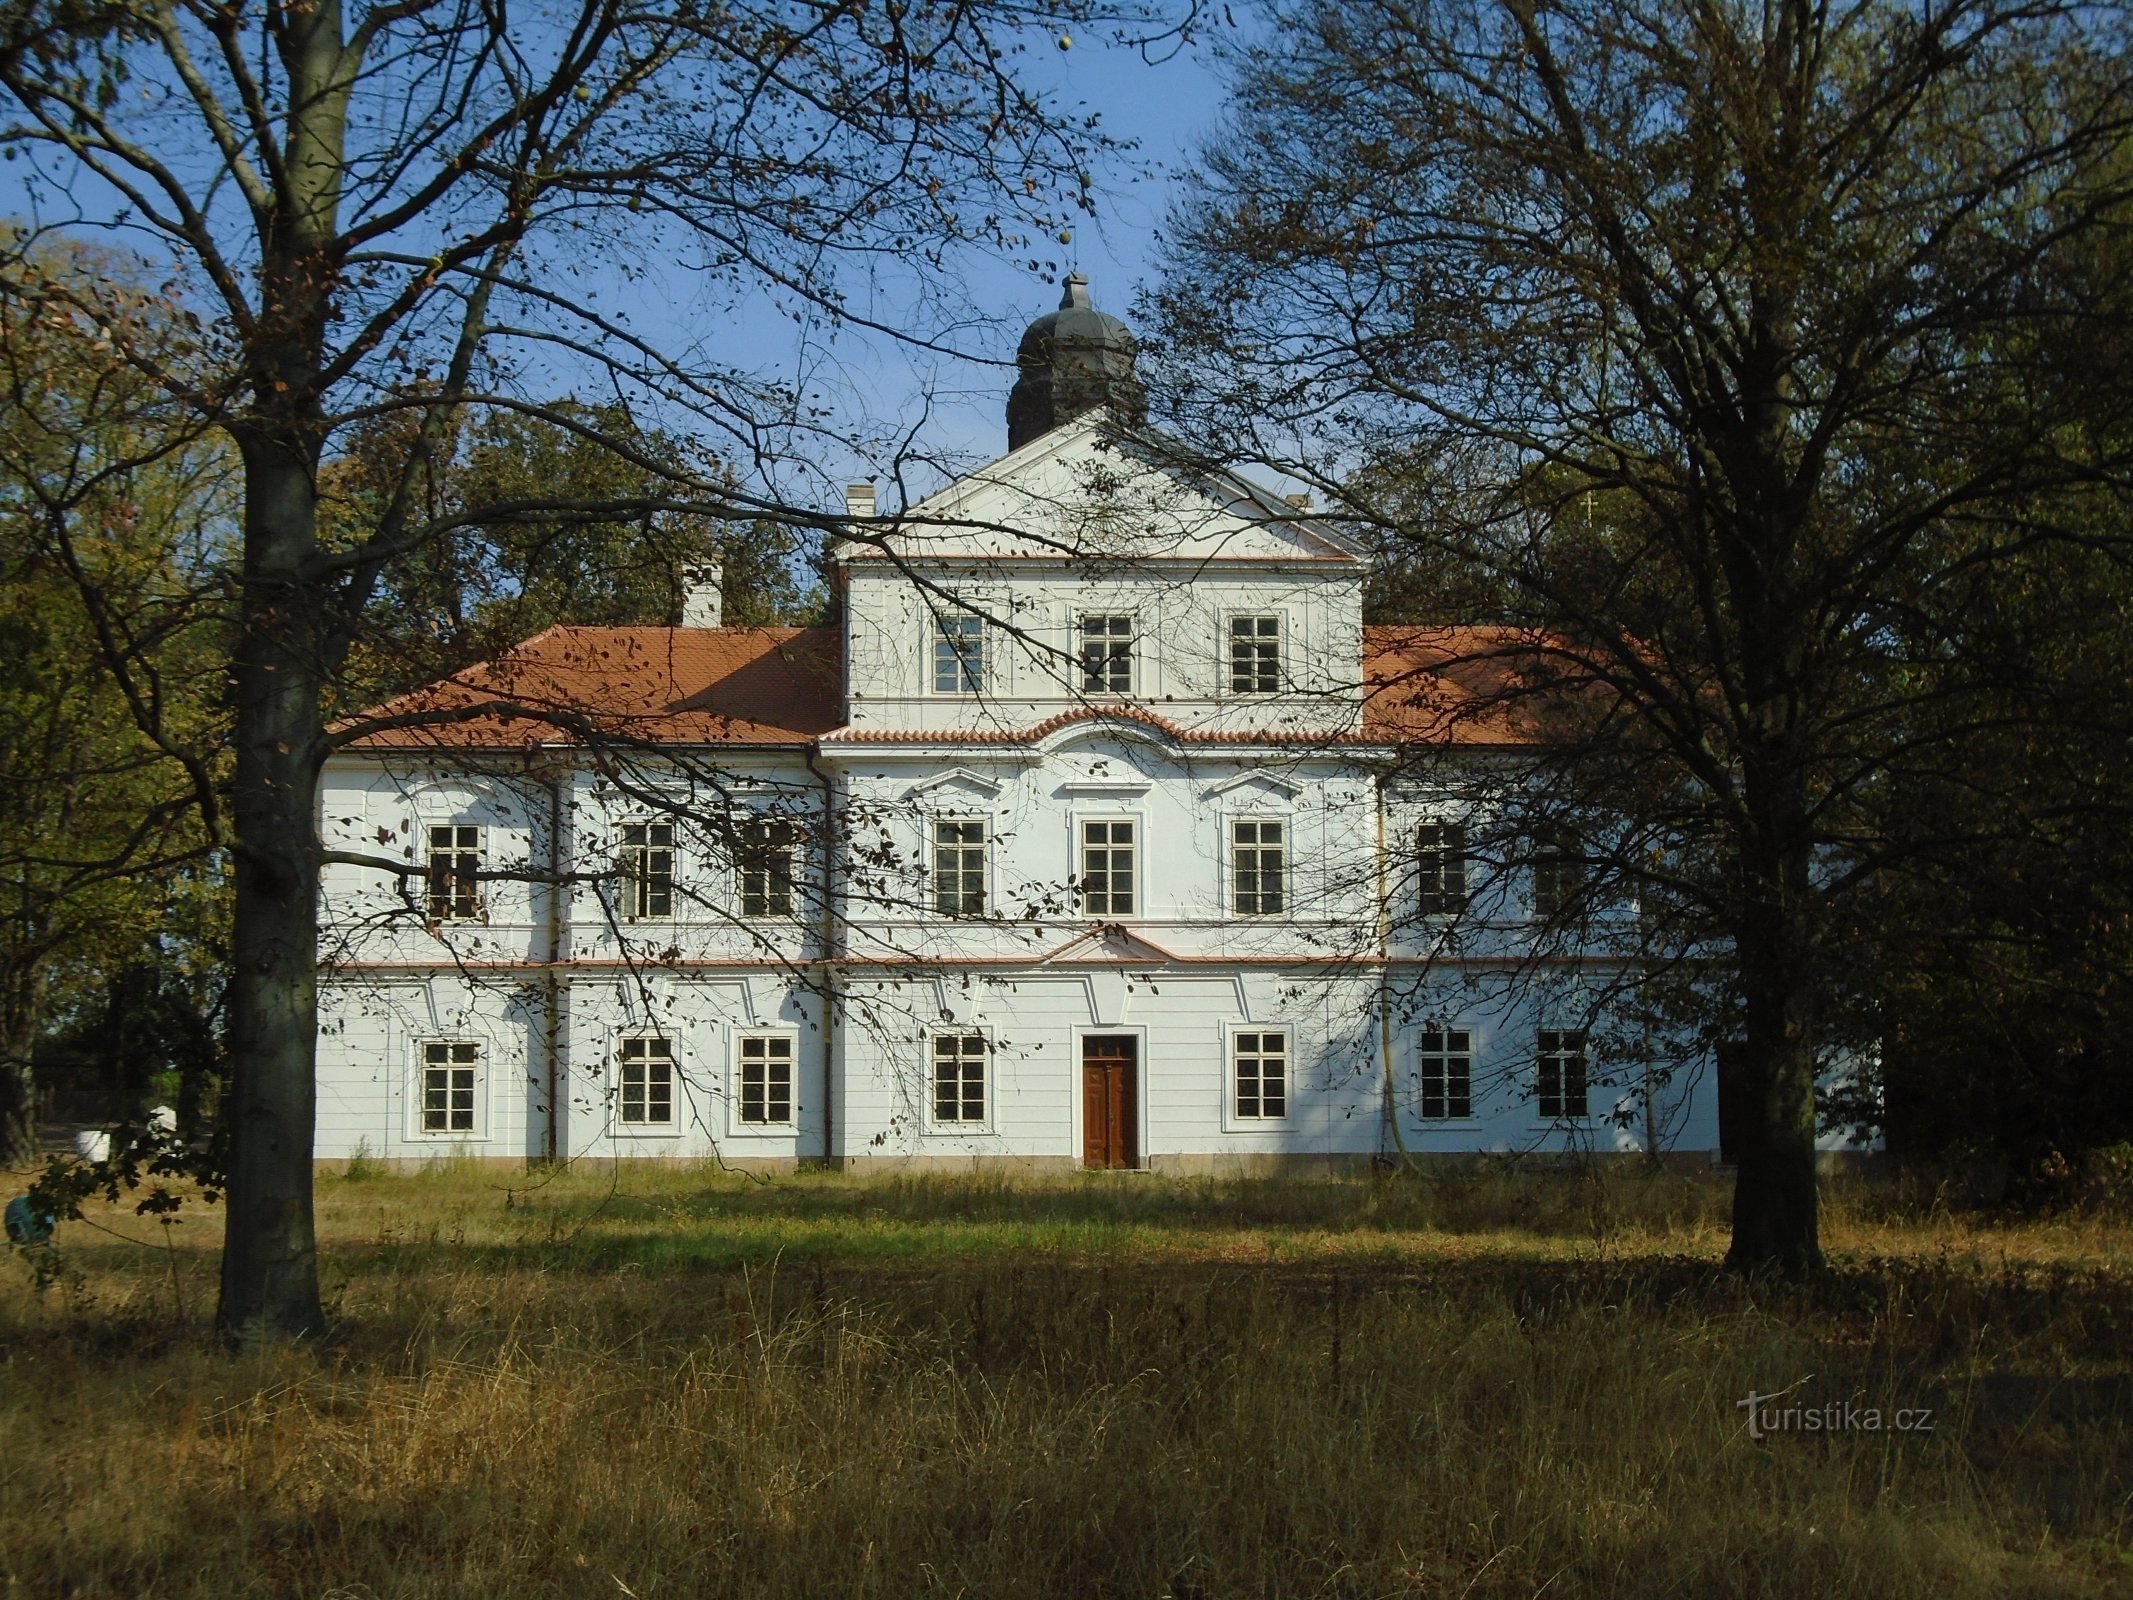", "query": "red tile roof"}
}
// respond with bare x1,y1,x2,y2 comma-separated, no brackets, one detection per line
1361,624,1539,746
336,622,1535,752
339,626,843,749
